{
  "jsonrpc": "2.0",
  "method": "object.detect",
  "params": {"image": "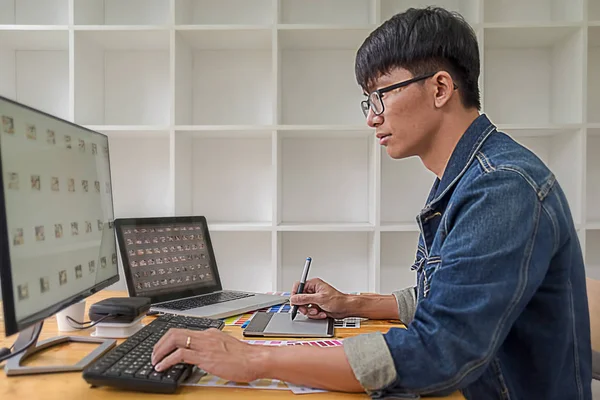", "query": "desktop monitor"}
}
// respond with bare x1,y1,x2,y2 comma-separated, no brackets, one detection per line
0,96,119,375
